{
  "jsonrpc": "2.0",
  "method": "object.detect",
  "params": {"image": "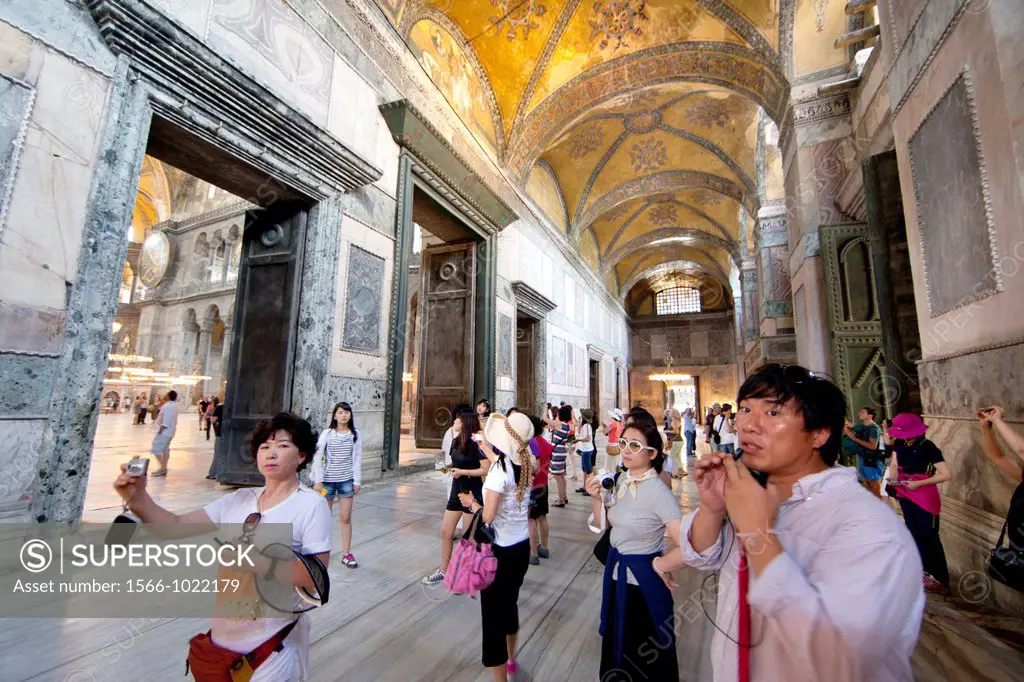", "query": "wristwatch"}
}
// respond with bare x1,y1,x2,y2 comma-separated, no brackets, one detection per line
263,557,279,582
